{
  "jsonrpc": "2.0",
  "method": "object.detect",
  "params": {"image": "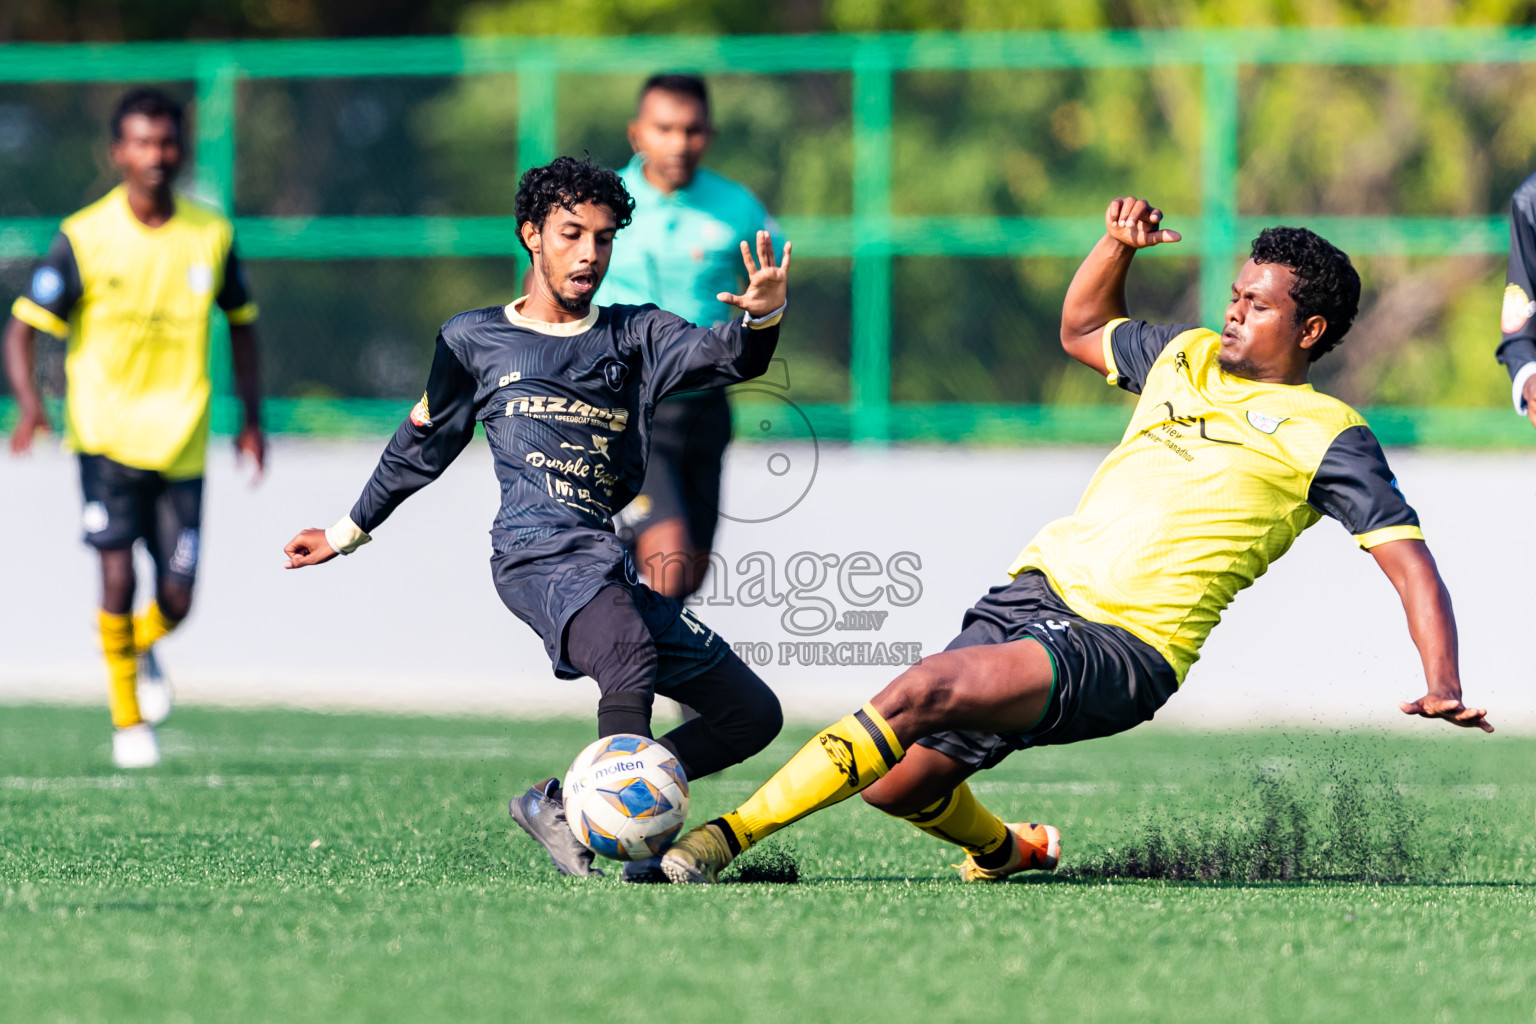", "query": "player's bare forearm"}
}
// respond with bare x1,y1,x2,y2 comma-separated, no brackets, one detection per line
230,323,262,428
3,316,51,454
1370,538,1492,732
1061,198,1182,372
1061,234,1135,356
230,323,266,478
